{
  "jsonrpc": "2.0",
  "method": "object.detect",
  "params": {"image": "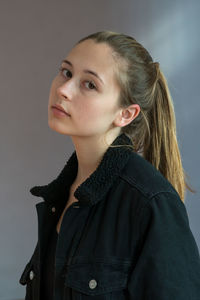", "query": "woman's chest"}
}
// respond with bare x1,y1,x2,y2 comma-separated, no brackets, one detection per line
56,187,79,234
